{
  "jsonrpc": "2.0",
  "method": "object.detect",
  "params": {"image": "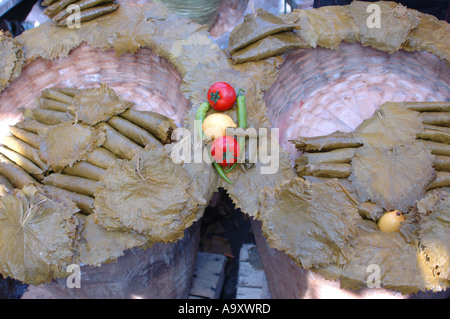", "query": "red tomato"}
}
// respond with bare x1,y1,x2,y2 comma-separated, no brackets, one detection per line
207,82,237,111
210,136,241,167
